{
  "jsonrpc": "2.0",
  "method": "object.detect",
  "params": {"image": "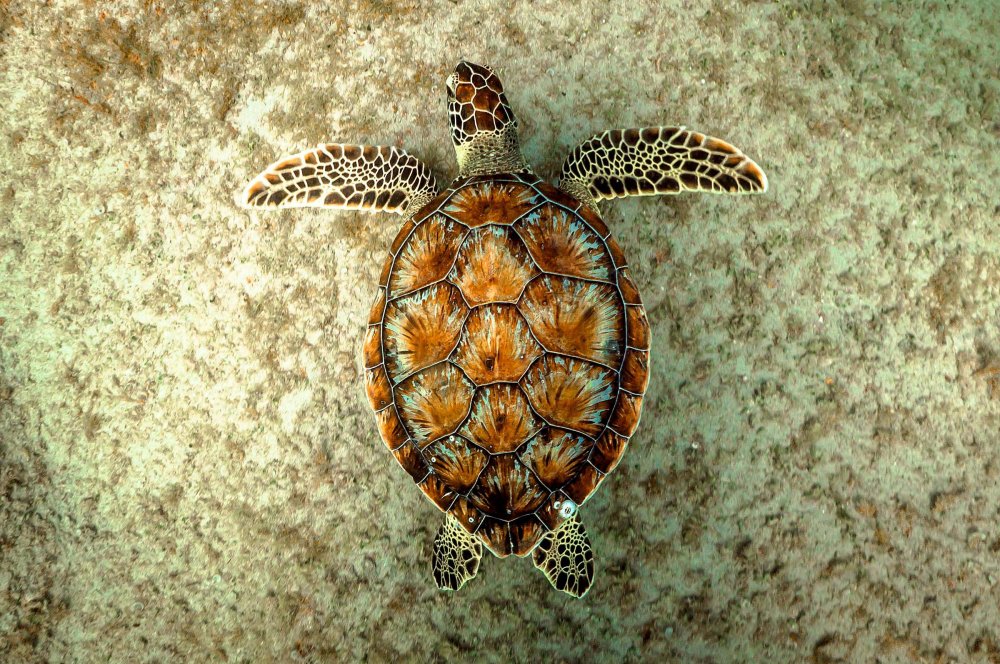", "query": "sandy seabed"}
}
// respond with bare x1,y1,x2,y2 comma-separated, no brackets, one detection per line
1,1,998,662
